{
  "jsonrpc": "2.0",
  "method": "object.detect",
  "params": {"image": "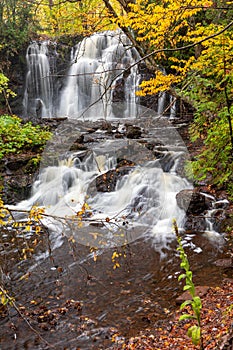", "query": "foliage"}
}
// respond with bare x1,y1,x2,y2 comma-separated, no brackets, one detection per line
110,0,213,83
0,0,38,111
0,115,52,160
0,0,37,56
188,107,233,193
0,197,10,227
0,196,46,261
173,220,203,349
111,248,127,269
35,0,116,37
111,0,233,96
183,29,233,194
0,286,14,307
0,72,16,99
